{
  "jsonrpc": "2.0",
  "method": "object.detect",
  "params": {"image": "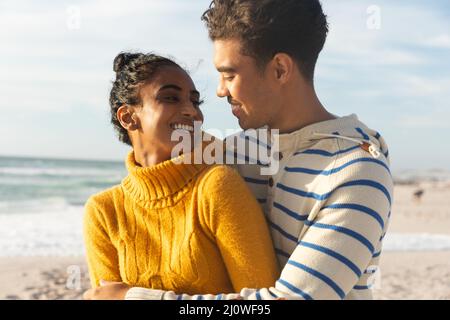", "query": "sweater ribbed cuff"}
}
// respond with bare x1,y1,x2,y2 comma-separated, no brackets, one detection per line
124,287,165,300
